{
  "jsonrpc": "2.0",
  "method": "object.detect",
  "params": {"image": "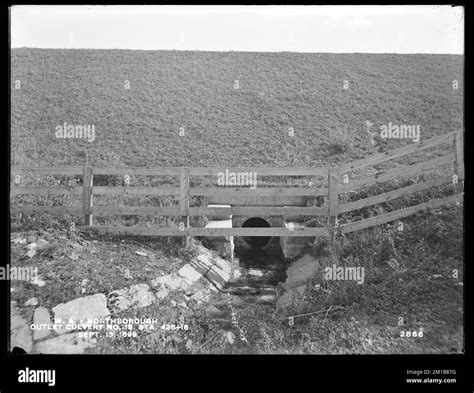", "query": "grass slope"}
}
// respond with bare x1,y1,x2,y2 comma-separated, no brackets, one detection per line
11,49,463,168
